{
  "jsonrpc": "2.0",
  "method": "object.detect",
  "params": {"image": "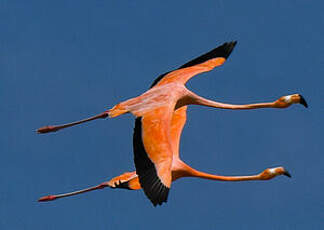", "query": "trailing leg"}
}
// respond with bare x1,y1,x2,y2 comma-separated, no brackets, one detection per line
38,171,140,202
37,103,130,134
